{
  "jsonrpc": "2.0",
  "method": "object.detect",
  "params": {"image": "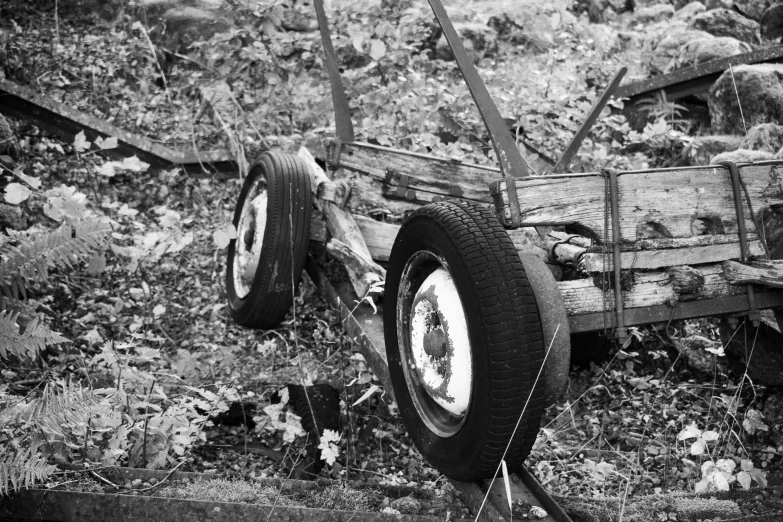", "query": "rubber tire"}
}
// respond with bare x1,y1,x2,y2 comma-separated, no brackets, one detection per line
384,200,546,481
226,151,312,329
518,252,571,407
